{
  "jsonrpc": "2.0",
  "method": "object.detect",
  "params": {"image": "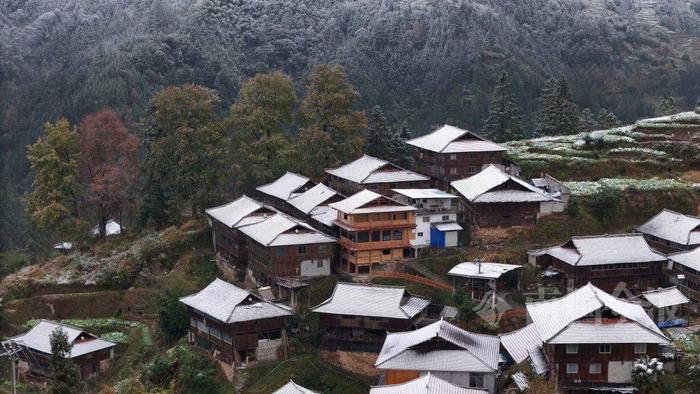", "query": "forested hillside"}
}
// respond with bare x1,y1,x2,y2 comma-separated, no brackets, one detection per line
1,0,699,251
